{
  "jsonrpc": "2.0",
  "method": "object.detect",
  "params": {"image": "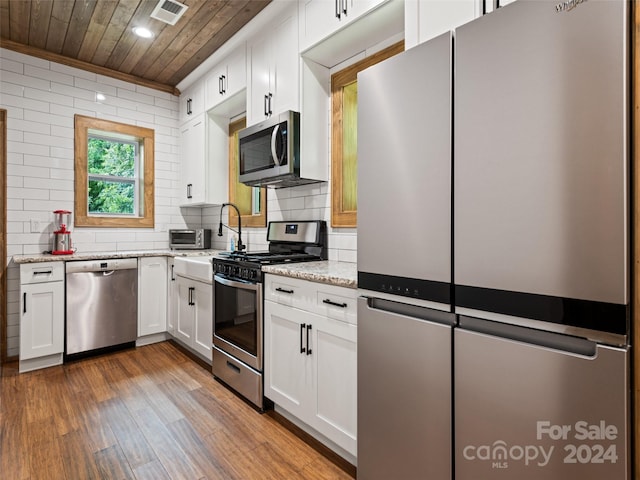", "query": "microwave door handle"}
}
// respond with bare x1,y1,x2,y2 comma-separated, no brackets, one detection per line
271,124,282,166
